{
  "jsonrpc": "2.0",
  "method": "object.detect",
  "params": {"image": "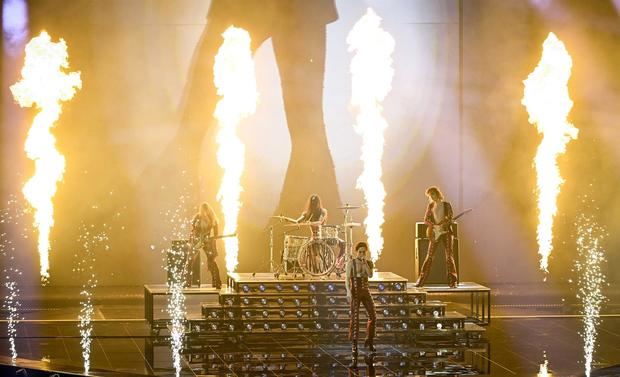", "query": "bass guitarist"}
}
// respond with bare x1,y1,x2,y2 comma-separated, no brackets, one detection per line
414,186,458,288
189,202,222,289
